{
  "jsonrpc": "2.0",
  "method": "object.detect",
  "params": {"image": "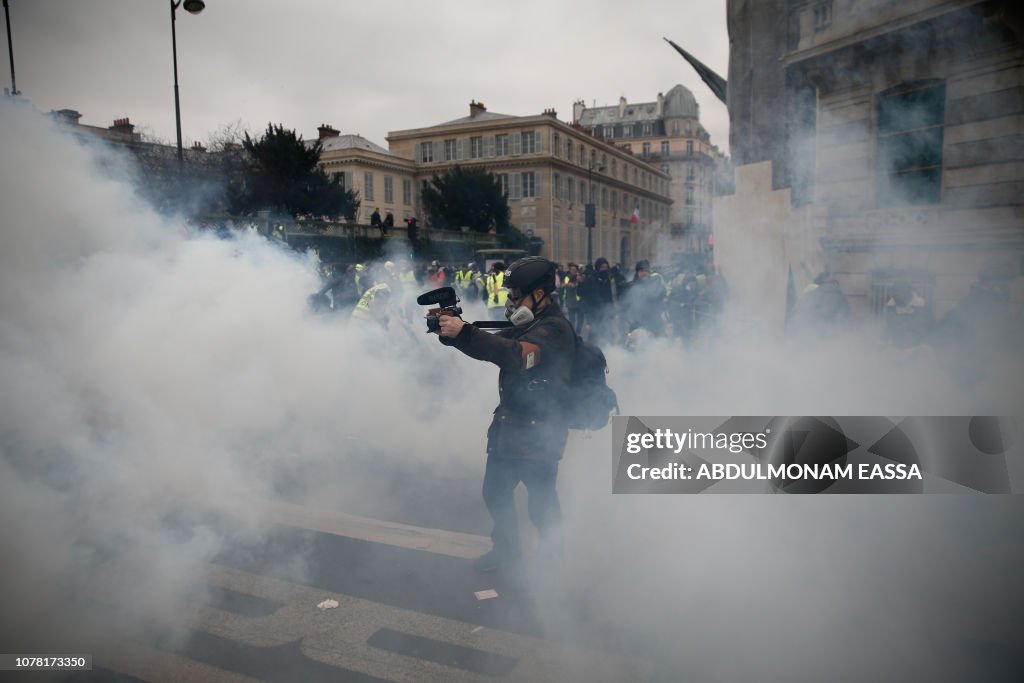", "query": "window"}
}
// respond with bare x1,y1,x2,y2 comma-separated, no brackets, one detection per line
623,143,631,152
402,178,411,205
521,131,537,154
553,223,560,261
876,80,945,206
612,159,617,177
686,188,694,204
444,139,457,161
590,149,596,168
470,136,483,159
687,164,695,181
580,180,587,204
384,175,393,203
813,1,832,32
522,171,536,198
496,134,509,156
567,177,575,202
364,172,375,201
686,140,694,155
643,123,652,136
497,173,509,198
661,141,670,157
553,173,562,200
642,142,650,158
334,172,347,190
672,121,680,135
579,145,585,165
601,187,608,209
869,270,935,316
620,124,630,139
611,191,618,213
420,142,433,163
553,133,560,157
